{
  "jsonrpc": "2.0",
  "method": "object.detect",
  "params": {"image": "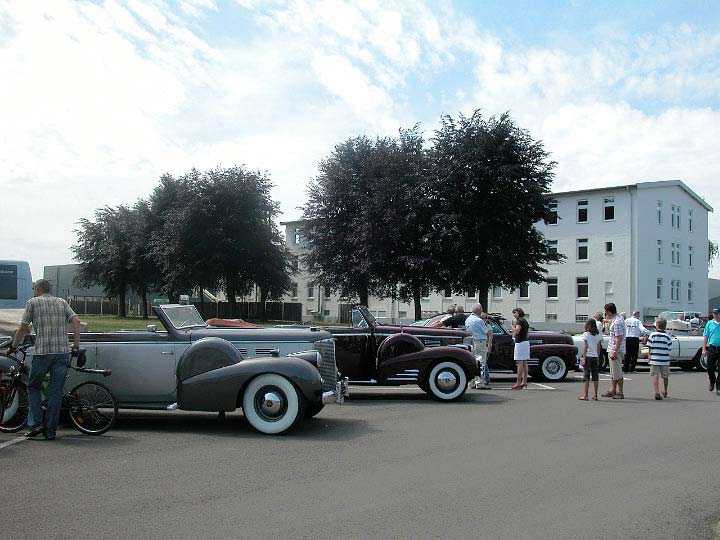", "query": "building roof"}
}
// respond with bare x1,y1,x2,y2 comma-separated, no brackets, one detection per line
551,180,713,212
